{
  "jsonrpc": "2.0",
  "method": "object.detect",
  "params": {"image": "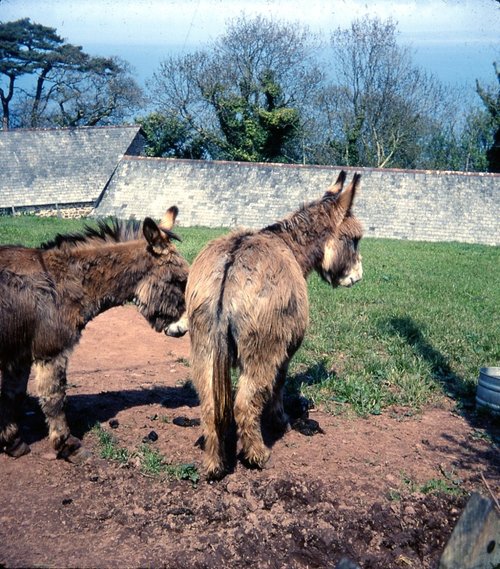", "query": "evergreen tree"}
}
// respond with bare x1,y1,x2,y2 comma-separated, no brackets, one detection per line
0,18,142,129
